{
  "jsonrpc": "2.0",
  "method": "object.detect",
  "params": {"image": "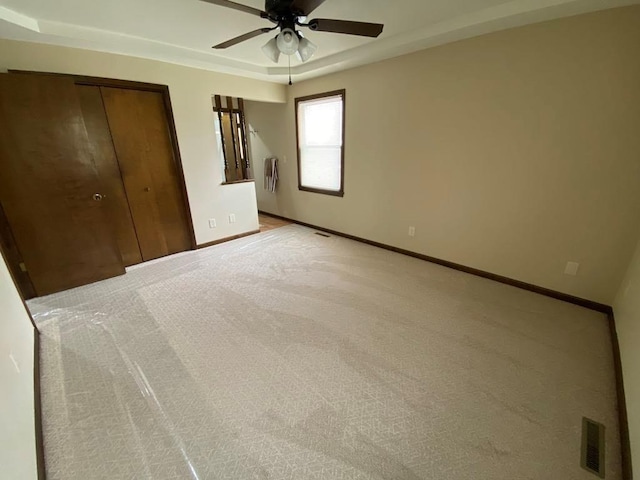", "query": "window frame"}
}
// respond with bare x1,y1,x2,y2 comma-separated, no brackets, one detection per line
295,89,346,197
